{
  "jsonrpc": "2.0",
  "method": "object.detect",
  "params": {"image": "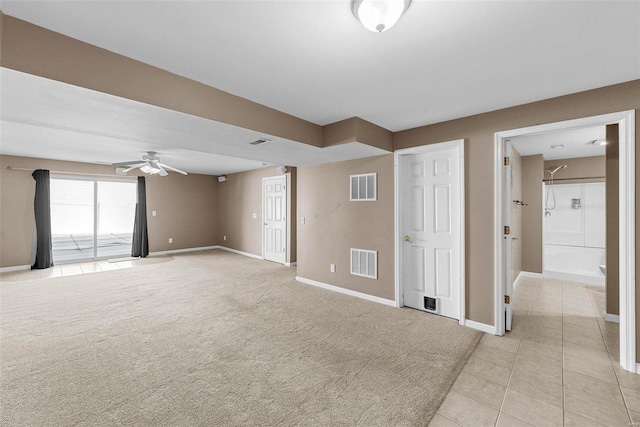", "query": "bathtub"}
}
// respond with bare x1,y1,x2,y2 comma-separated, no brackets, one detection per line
543,244,605,286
